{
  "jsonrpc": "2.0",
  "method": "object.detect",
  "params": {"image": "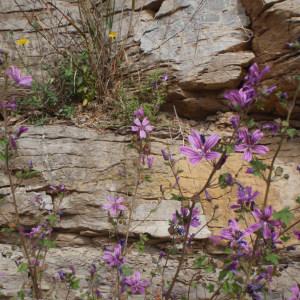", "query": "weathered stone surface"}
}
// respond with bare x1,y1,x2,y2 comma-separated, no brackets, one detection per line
0,125,211,240
1,123,299,239
0,0,254,119
0,121,299,298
